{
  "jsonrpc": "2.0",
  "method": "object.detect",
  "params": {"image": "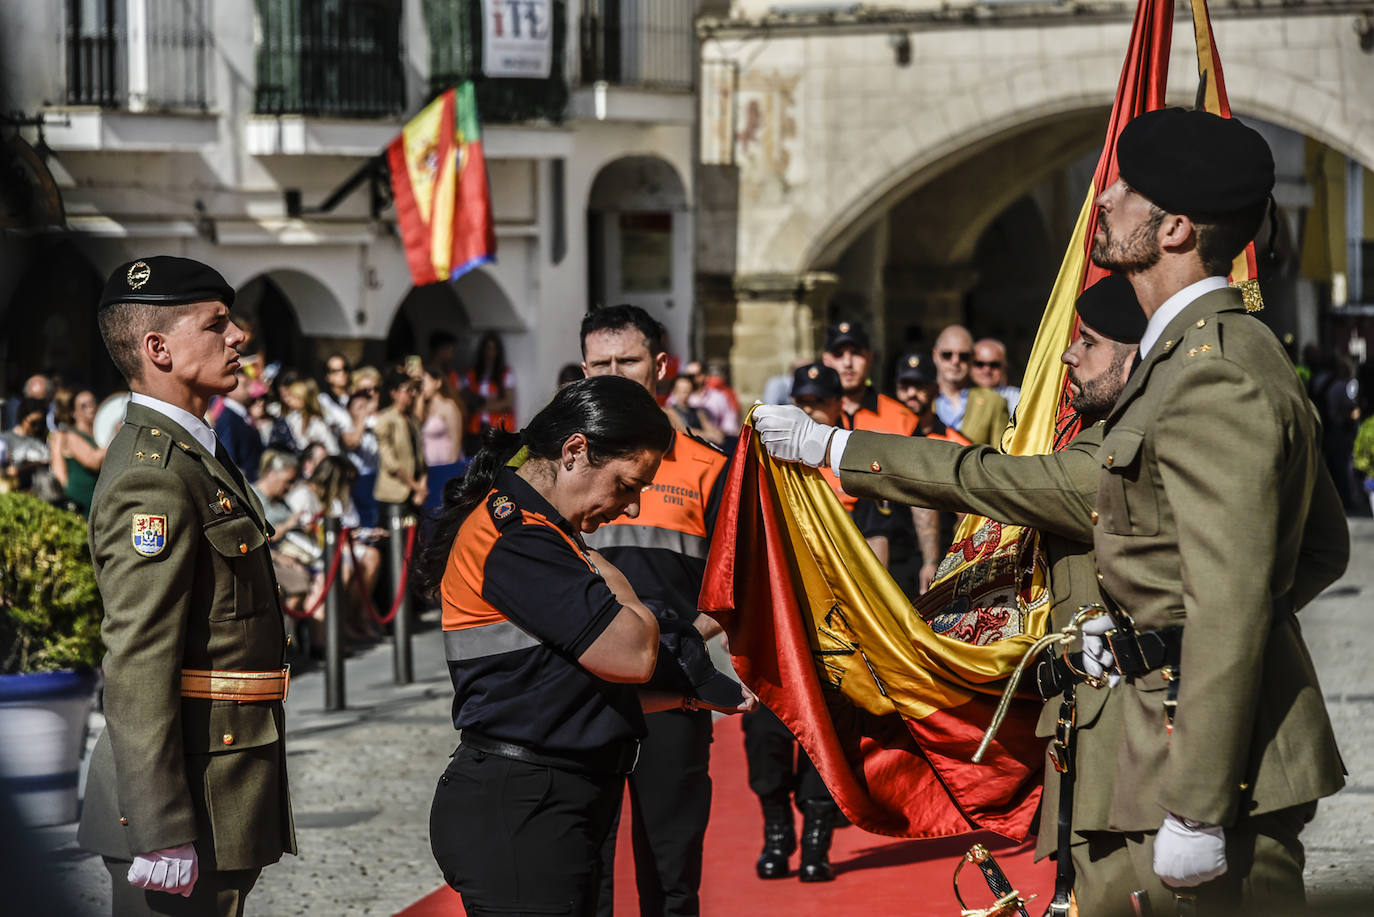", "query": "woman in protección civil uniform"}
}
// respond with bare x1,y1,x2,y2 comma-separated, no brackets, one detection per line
415,375,674,916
